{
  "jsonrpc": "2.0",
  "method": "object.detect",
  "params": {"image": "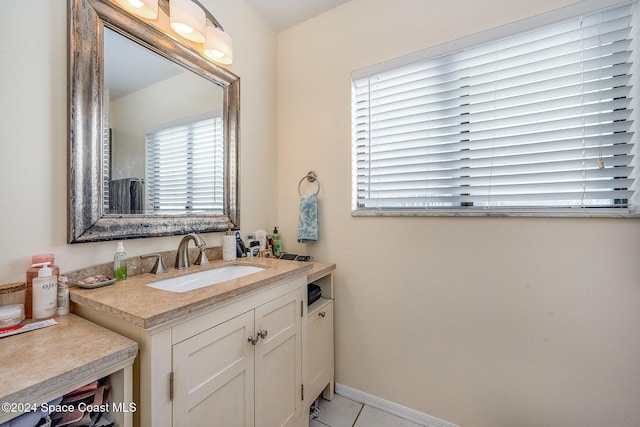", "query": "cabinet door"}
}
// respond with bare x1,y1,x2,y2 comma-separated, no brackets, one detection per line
308,300,333,399
254,289,302,427
173,310,255,427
